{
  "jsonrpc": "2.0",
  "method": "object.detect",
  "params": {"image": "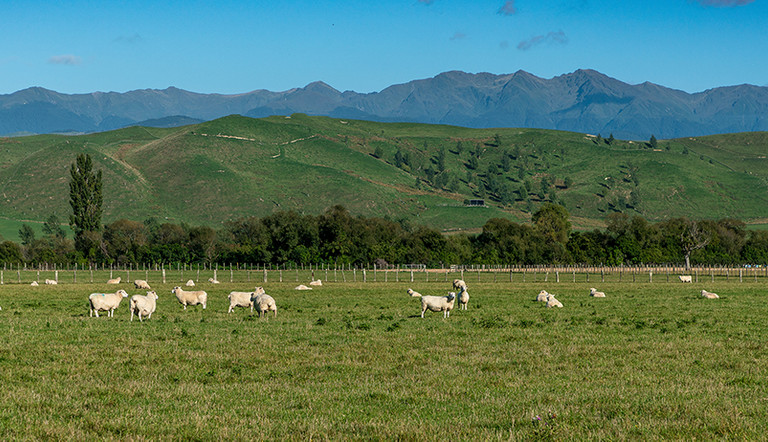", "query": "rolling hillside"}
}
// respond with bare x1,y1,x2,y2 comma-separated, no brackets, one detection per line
1,114,768,241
